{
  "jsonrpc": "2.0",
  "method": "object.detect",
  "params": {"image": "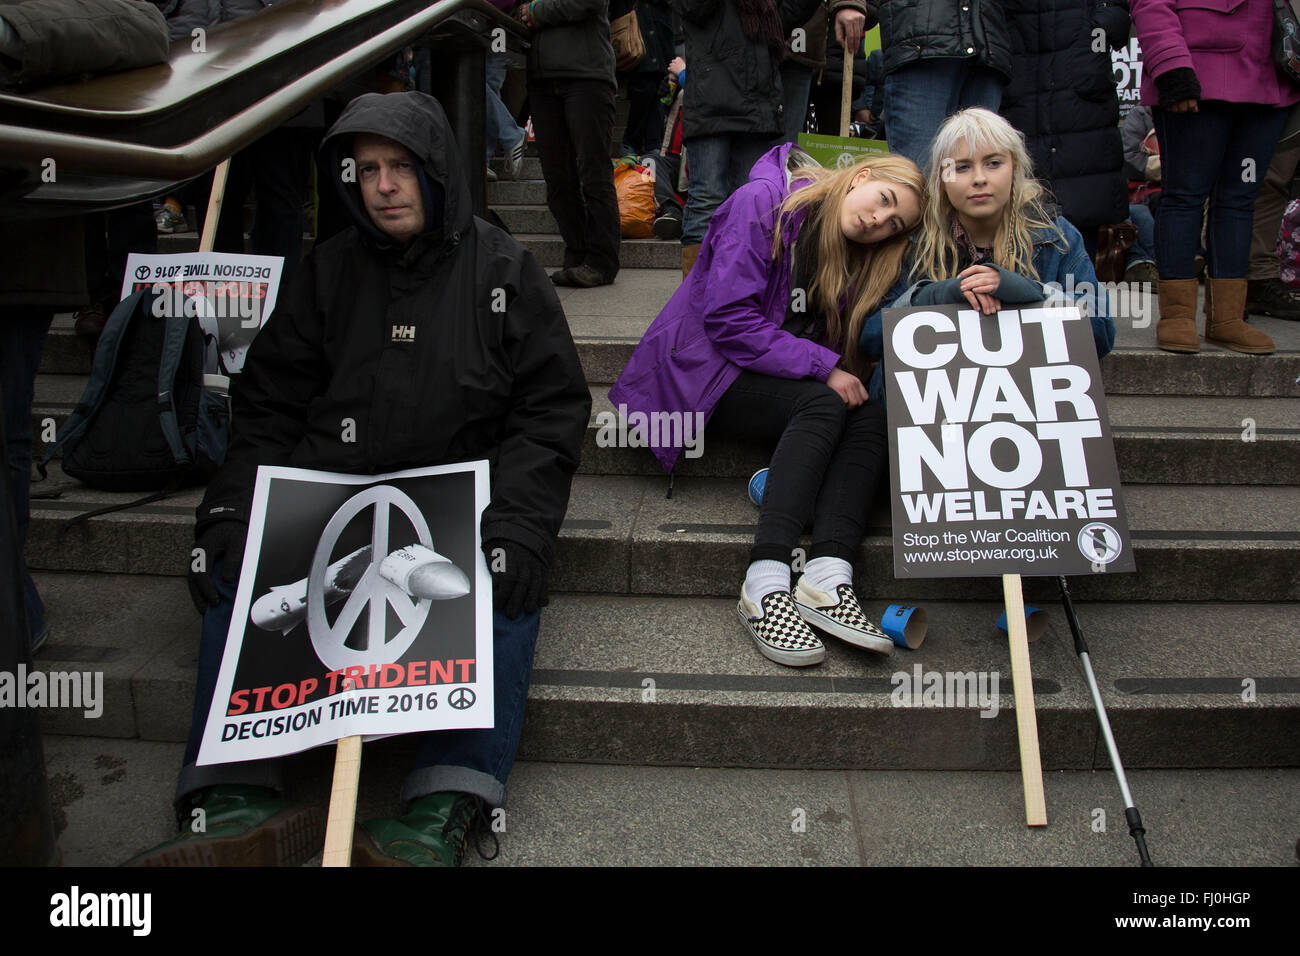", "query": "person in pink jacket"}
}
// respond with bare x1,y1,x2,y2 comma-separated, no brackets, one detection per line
1134,0,1300,355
